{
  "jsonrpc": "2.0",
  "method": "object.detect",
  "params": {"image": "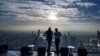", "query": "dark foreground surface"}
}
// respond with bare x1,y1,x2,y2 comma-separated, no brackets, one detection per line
0,50,100,56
